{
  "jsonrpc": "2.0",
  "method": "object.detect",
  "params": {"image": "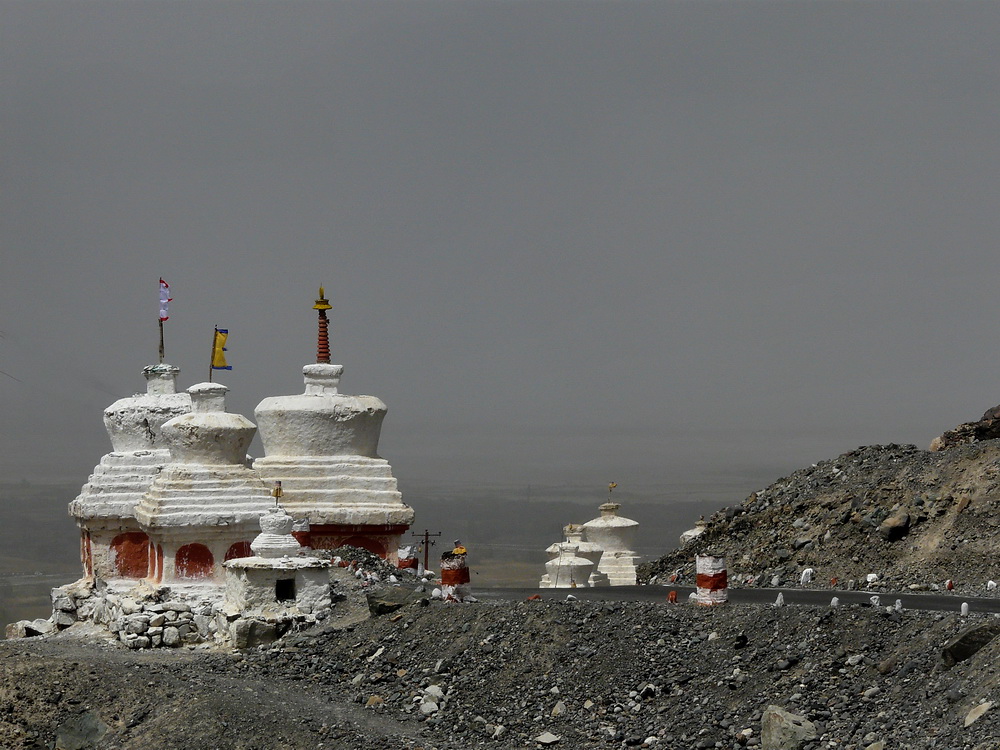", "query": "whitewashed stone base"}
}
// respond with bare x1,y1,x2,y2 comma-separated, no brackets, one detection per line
253,455,414,526
597,550,641,587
